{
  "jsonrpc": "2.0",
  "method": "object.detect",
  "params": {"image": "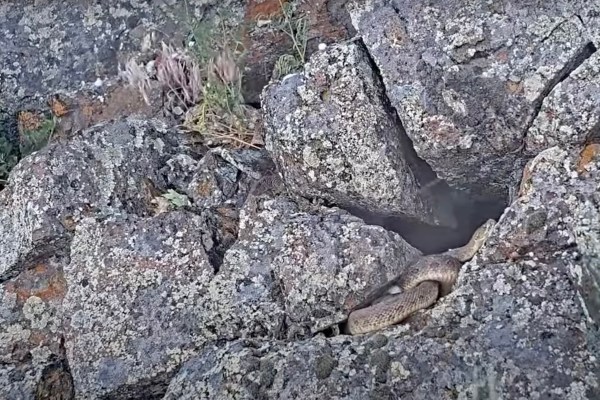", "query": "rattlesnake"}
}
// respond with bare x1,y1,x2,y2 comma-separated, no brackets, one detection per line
345,219,496,335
